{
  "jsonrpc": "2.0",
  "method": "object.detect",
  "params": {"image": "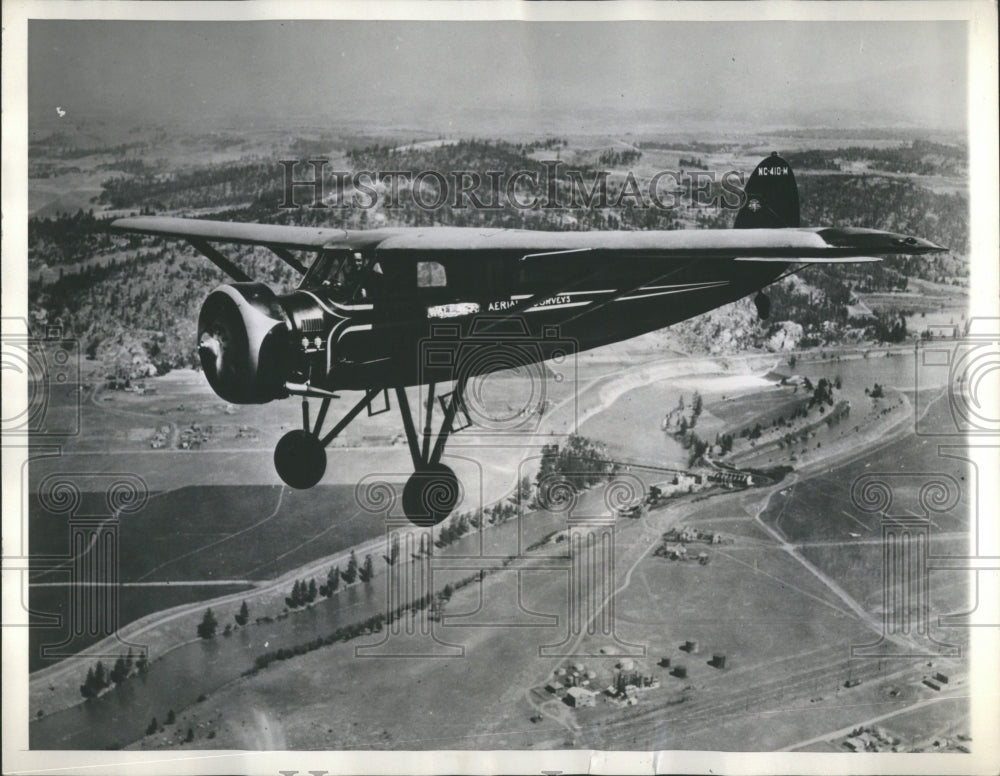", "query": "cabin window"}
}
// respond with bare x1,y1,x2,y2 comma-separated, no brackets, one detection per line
417,261,447,288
